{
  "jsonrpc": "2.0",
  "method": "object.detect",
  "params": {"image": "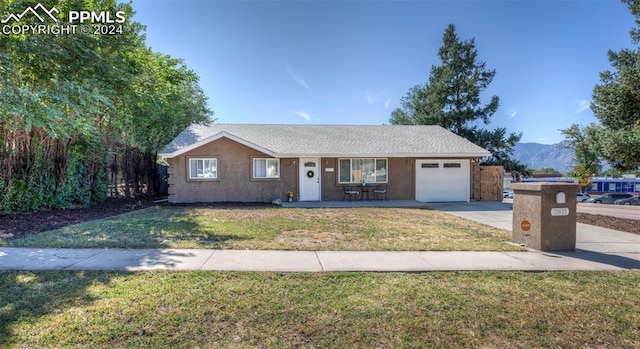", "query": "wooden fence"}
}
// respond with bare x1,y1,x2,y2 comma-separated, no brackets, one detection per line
479,166,504,201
